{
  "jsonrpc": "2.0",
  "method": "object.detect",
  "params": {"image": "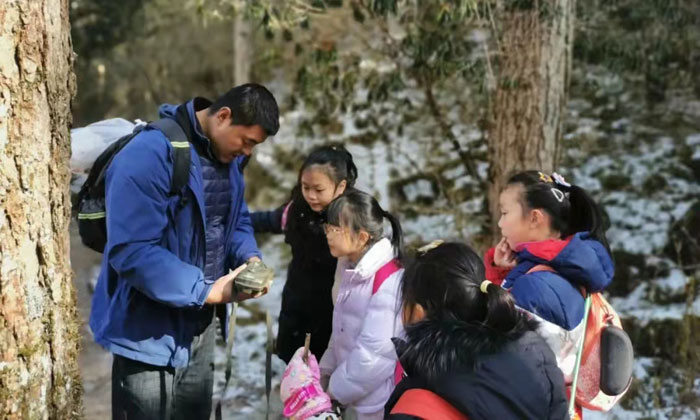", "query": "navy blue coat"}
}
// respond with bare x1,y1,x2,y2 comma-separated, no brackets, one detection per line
385,320,568,420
